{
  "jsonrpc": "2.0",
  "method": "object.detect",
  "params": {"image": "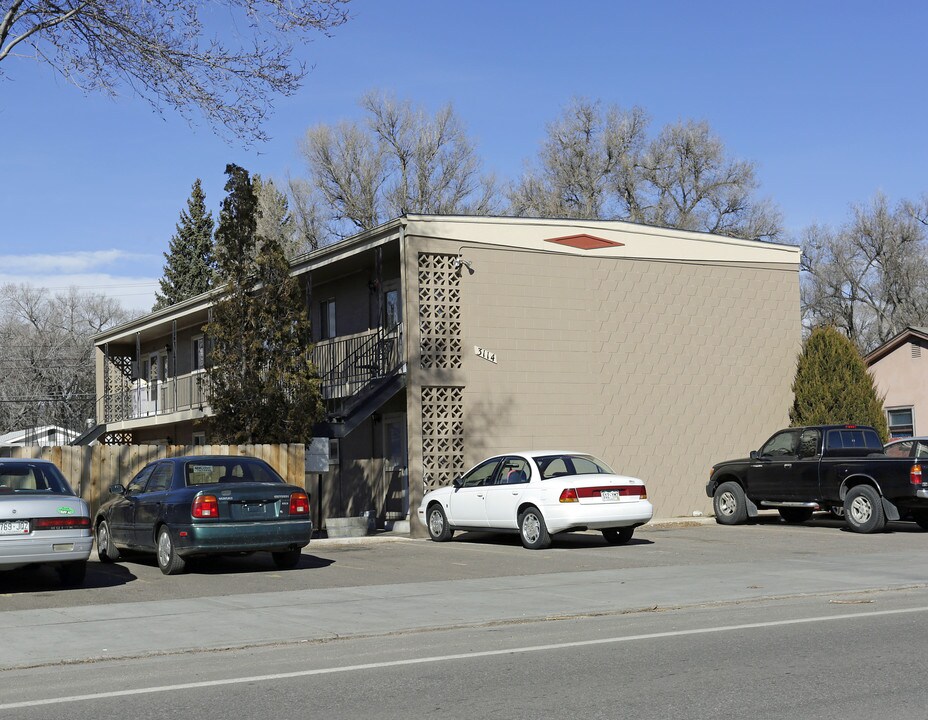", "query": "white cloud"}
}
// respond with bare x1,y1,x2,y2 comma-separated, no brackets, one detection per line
0,250,160,312
0,273,159,312
0,249,157,274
